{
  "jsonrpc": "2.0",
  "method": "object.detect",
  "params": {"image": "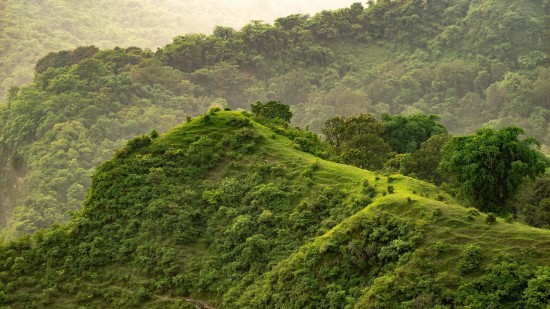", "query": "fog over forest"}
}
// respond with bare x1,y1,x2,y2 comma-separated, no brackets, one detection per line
0,0,358,100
